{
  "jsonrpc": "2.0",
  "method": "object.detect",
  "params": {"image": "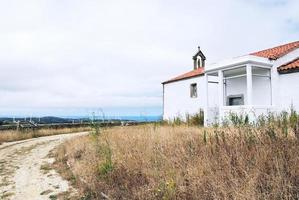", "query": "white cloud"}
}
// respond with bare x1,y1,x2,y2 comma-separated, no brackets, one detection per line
0,0,298,116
